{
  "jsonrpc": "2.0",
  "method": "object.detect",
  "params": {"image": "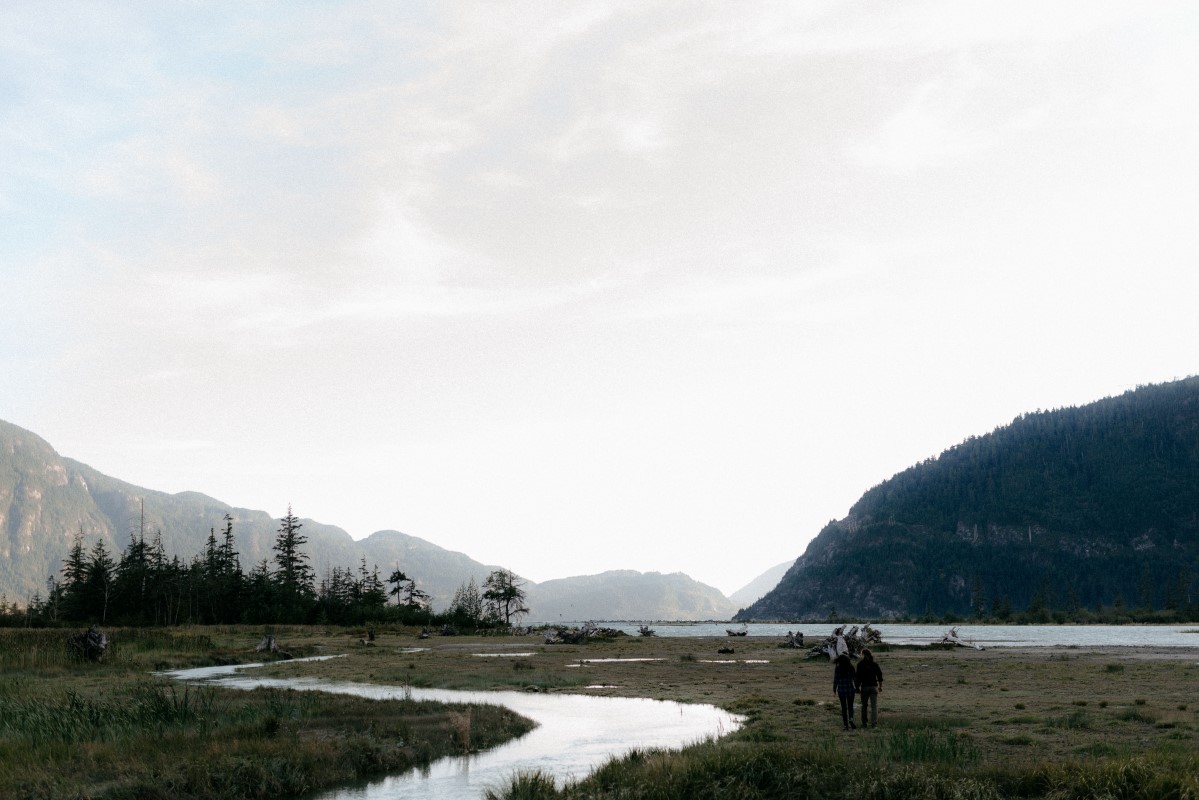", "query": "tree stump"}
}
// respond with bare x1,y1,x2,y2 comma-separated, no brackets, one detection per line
66,626,109,662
